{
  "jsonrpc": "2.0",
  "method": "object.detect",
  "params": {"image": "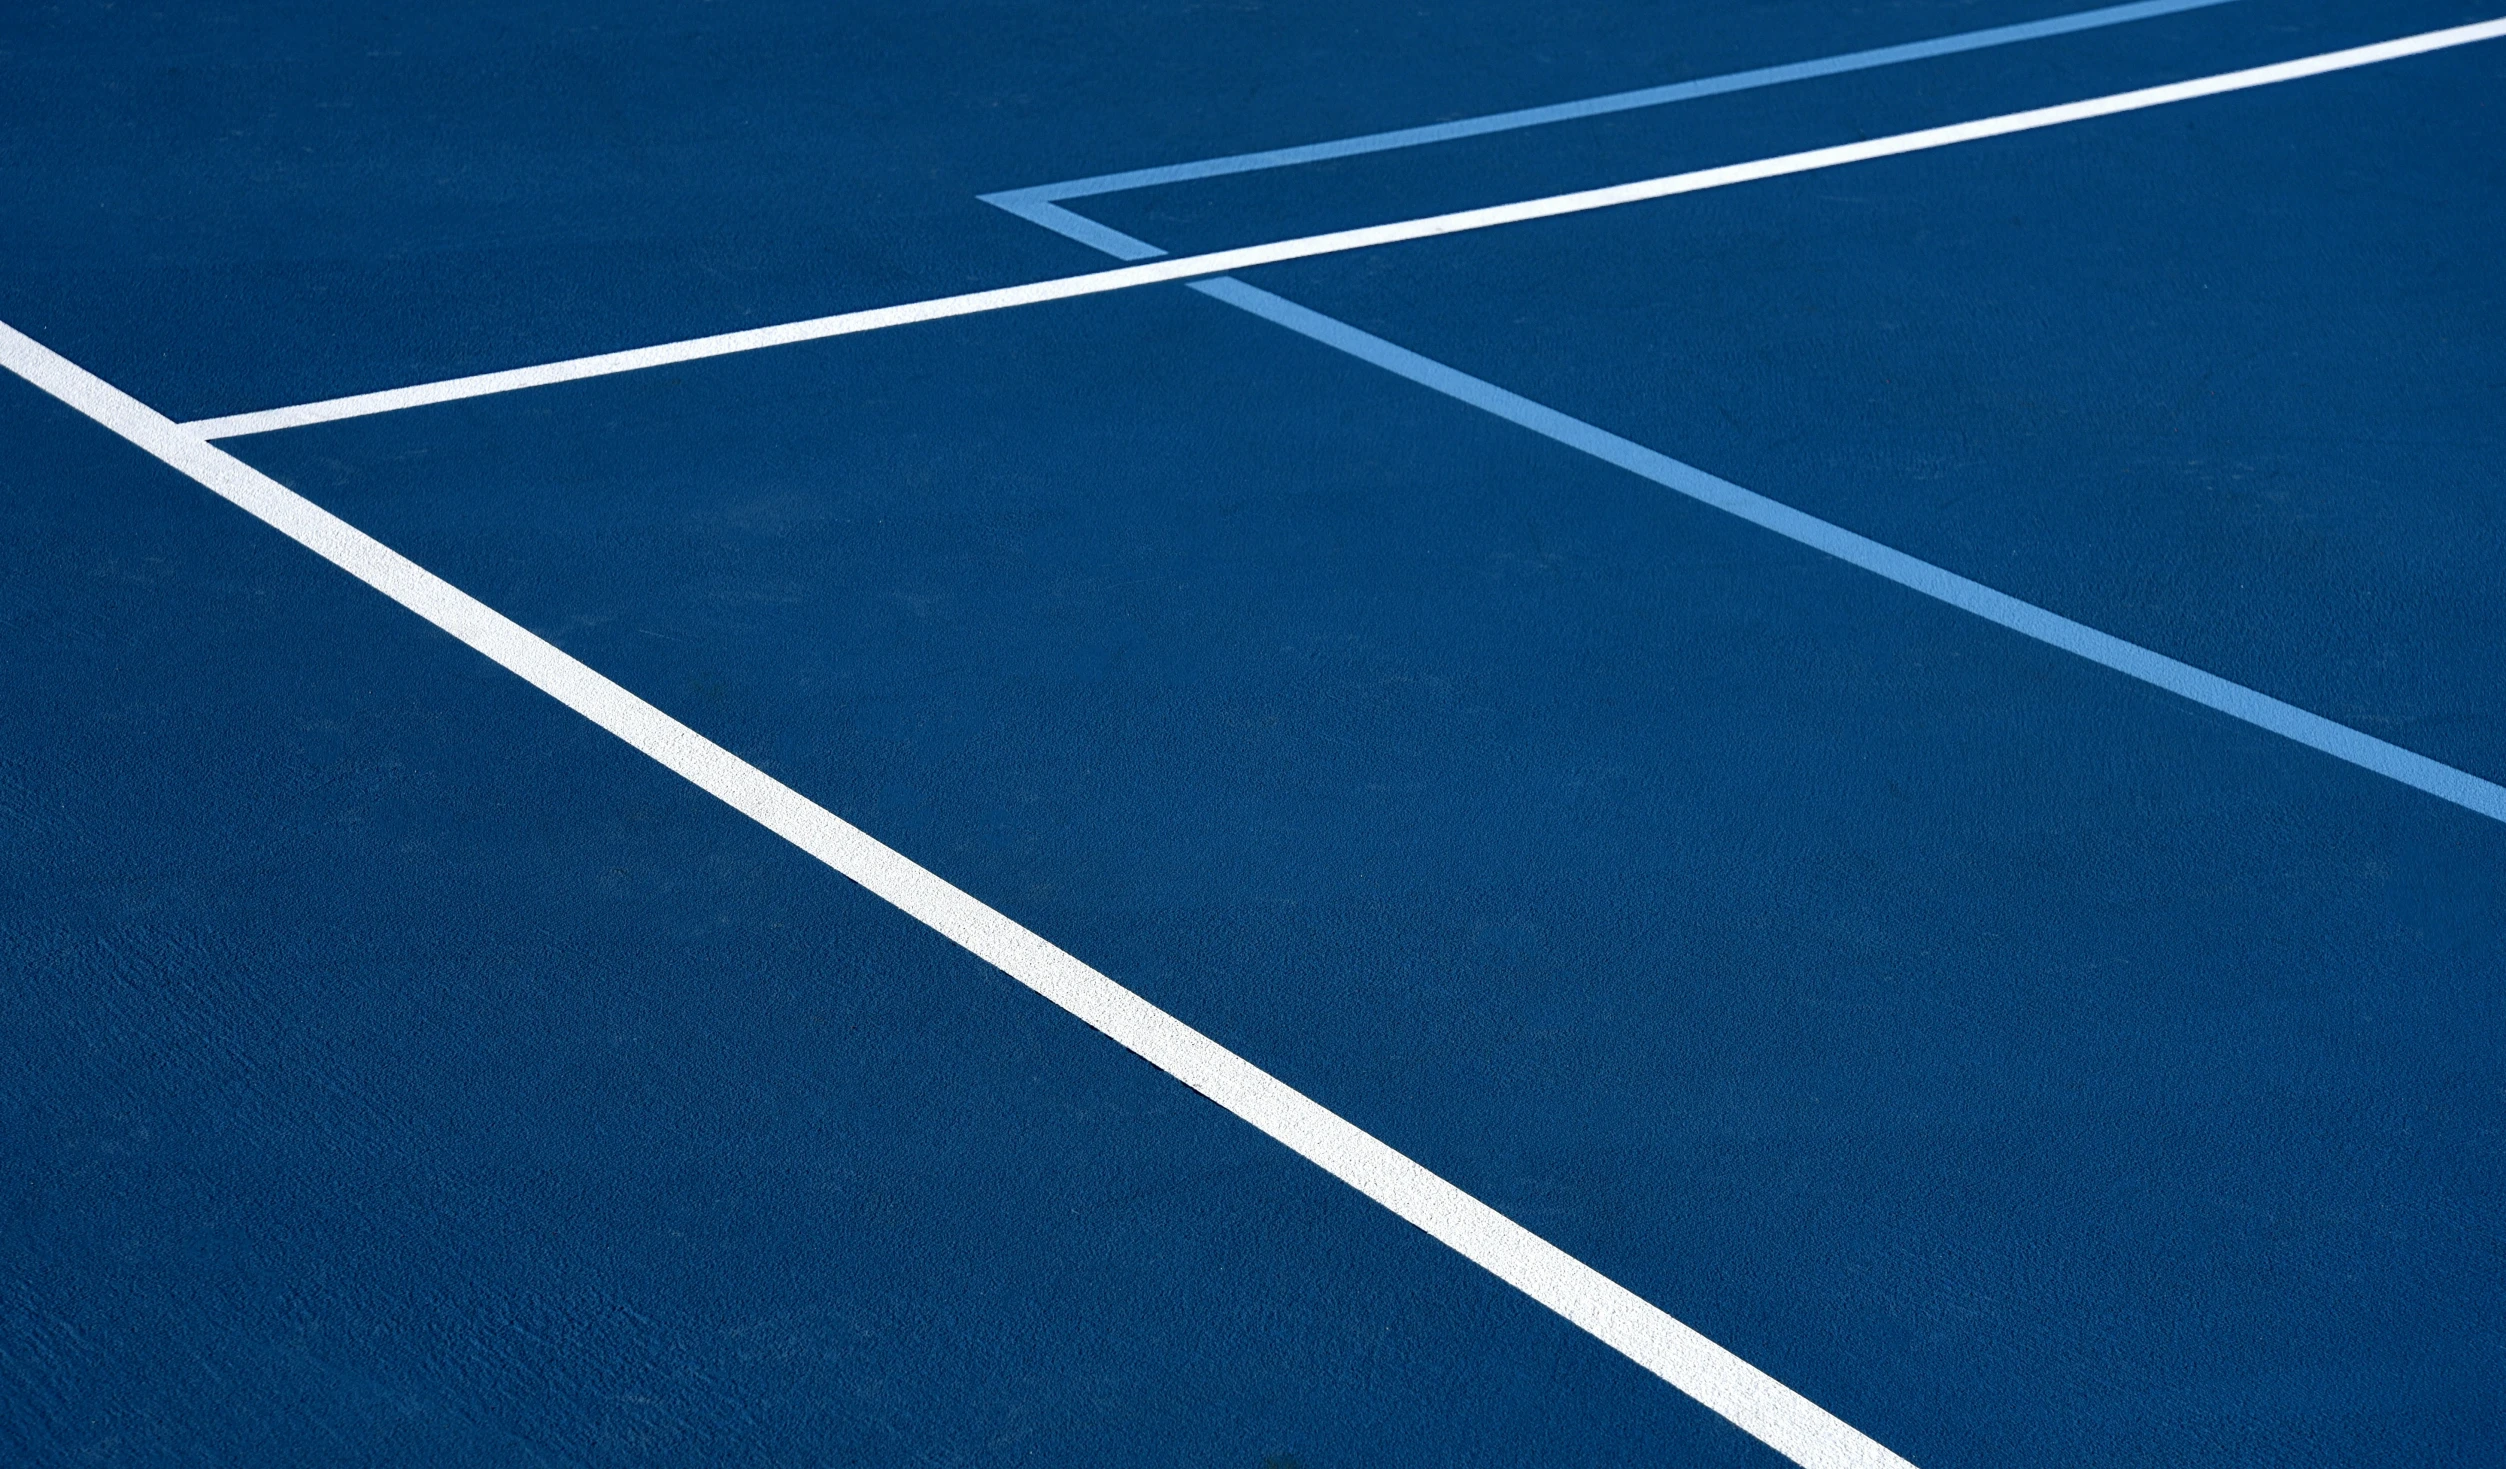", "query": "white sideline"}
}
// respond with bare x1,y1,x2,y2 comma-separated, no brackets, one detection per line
184,16,2506,440
1,317,1918,1469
